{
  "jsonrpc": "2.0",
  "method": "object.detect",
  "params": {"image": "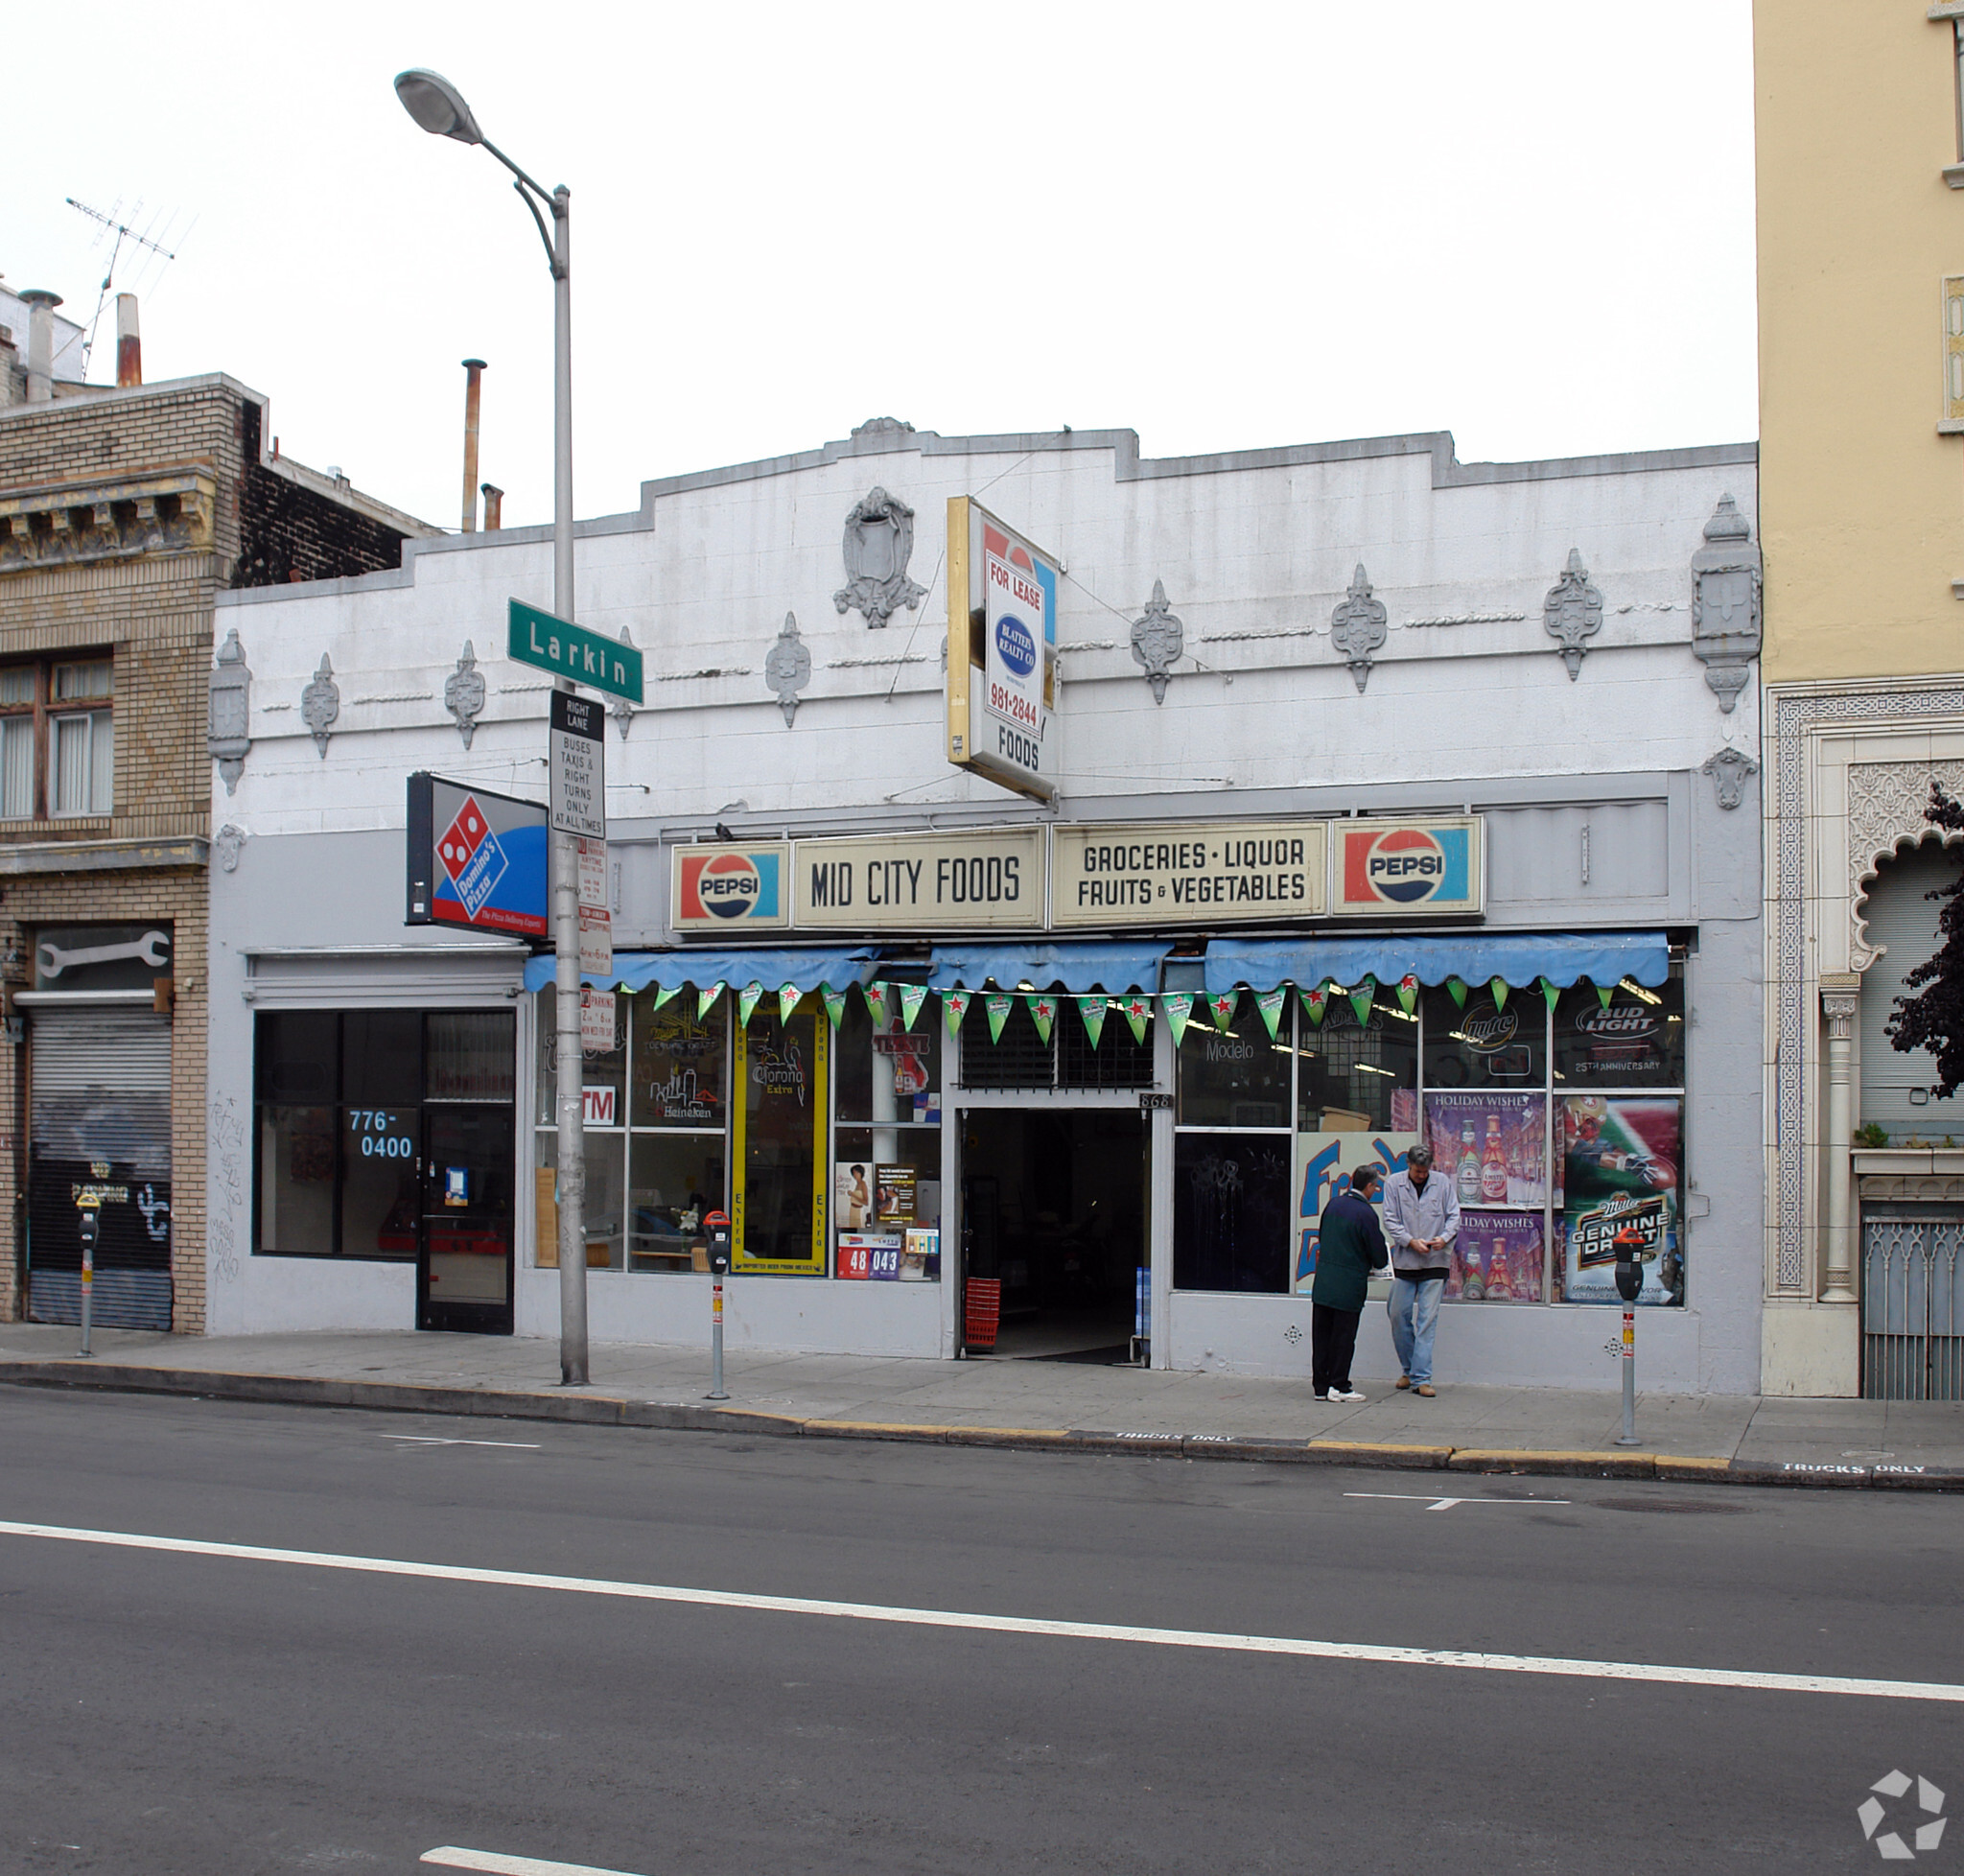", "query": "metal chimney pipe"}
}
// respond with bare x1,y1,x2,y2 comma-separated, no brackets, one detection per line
460,358,486,532
480,482,503,530
21,291,61,404
115,293,142,387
